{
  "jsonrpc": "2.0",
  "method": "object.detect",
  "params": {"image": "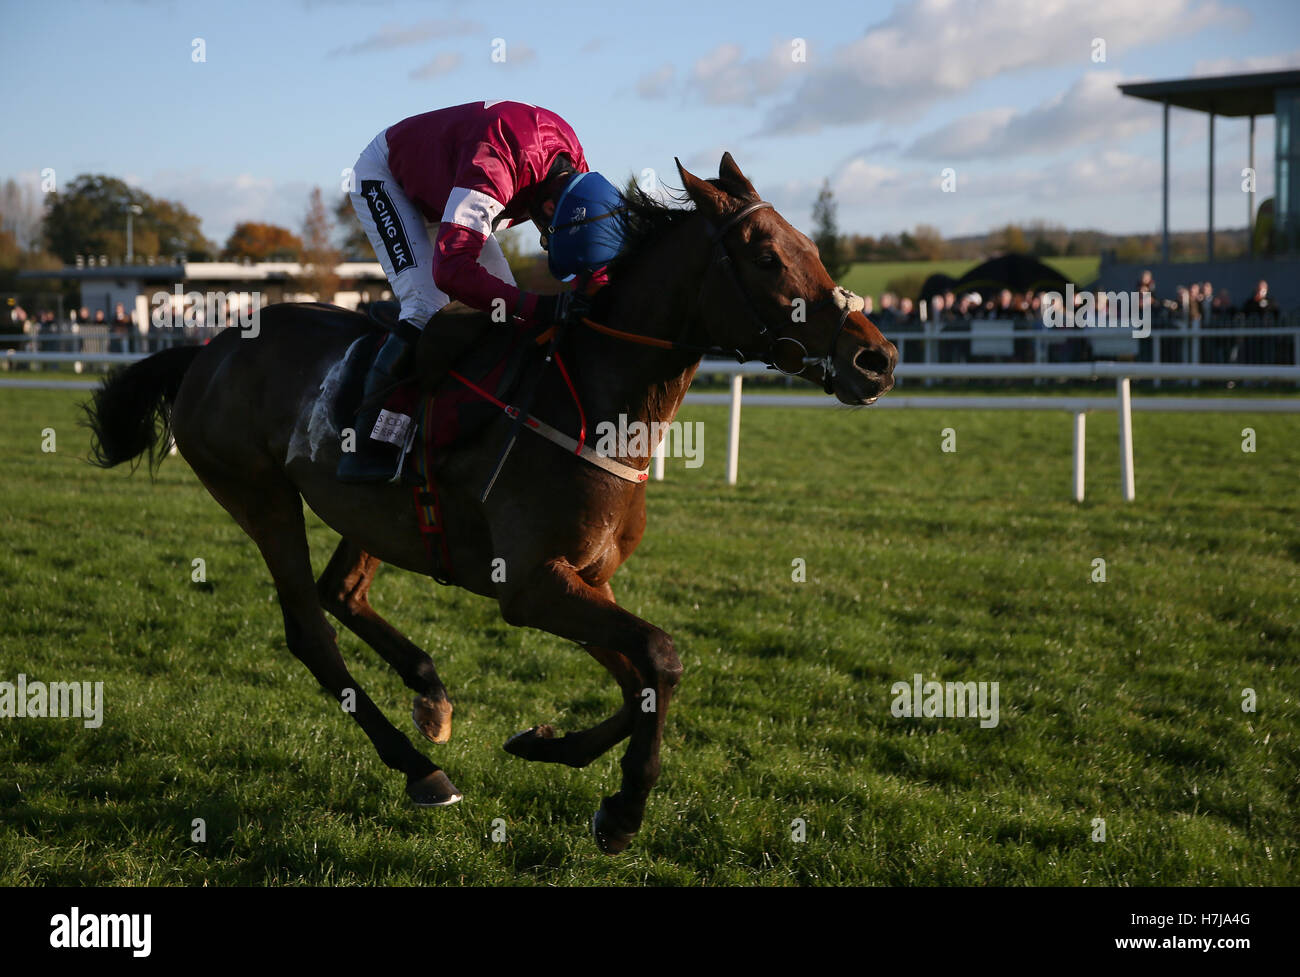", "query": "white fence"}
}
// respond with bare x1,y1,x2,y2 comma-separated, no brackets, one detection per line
668,361,1300,501
889,318,1300,375
3,347,1298,503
